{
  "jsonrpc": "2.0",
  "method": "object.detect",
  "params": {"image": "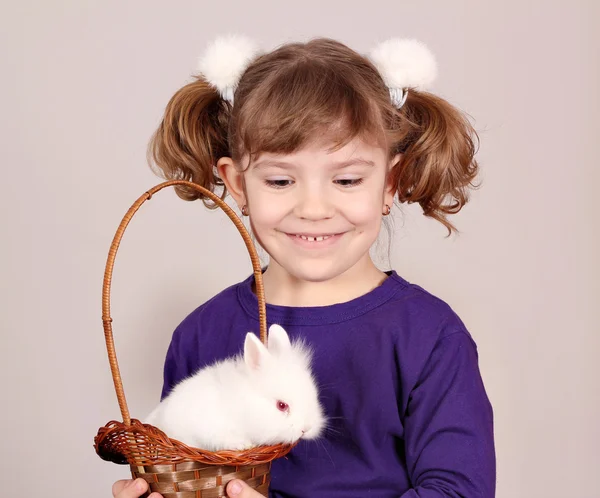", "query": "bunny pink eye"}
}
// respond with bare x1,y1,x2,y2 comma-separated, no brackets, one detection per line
277,401,289,412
